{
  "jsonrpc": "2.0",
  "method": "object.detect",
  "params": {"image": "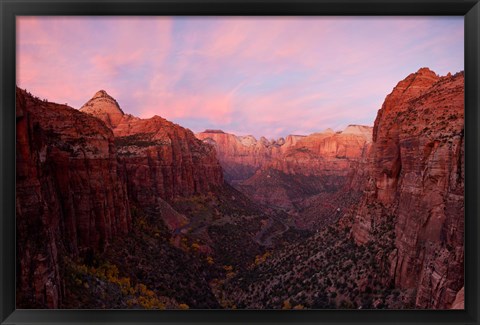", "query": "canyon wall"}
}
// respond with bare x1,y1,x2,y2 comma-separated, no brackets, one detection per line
195,130,285,182
16,88,131,308
197,126,372,220
80,91,224,229
17,88,225,307
351,68,464,308
196,126,371,182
